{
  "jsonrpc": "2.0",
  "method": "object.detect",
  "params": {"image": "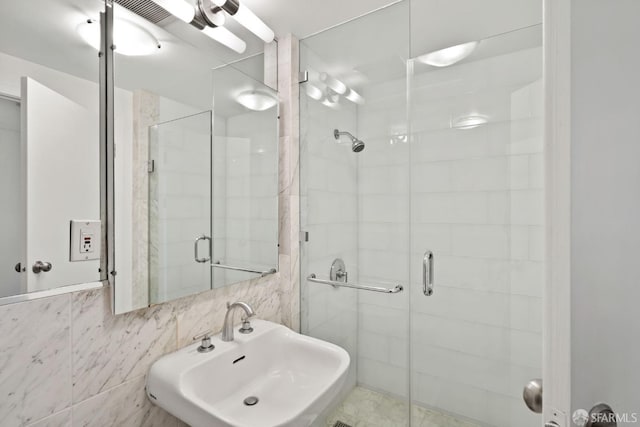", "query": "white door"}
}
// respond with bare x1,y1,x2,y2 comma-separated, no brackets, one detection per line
21,77,100,292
